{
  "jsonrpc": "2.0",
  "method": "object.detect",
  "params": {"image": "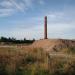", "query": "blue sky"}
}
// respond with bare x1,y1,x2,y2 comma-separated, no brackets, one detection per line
0,0,75,39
